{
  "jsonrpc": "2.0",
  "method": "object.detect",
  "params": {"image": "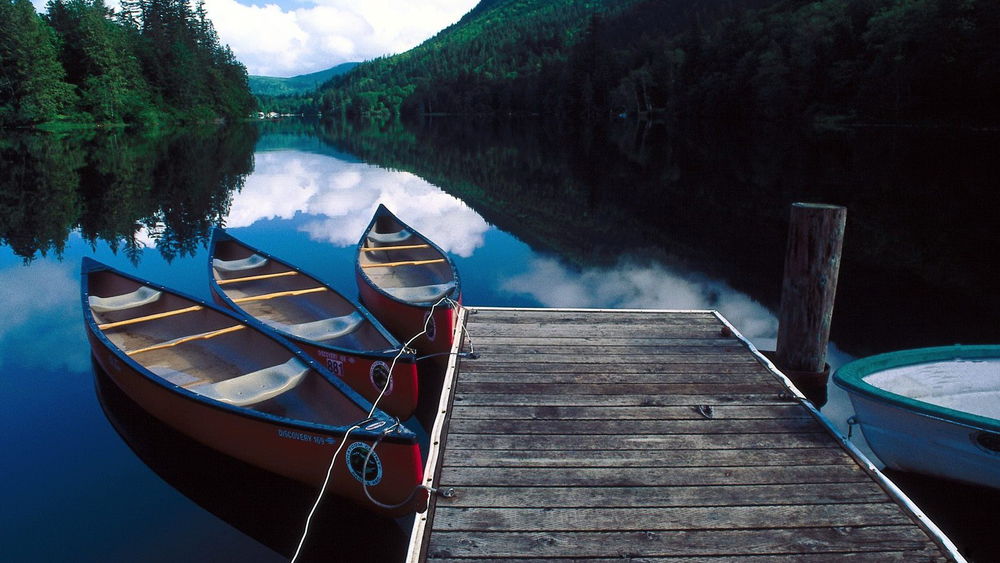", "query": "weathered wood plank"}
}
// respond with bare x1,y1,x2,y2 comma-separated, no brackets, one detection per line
456,361,777,376
468,324,731,338
469,310,720,324
447,417,824,435
451,393,794,407
440,447,851,469
456,382,771,395
455,371,778,385
433,503,911,532
434,483,889,509
438,464,870,487
471,343,748,356
427,551,946,562
424,527,945,558
449,404,812,421
470,336,740,347
463,352,762,364
443,432,836,451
